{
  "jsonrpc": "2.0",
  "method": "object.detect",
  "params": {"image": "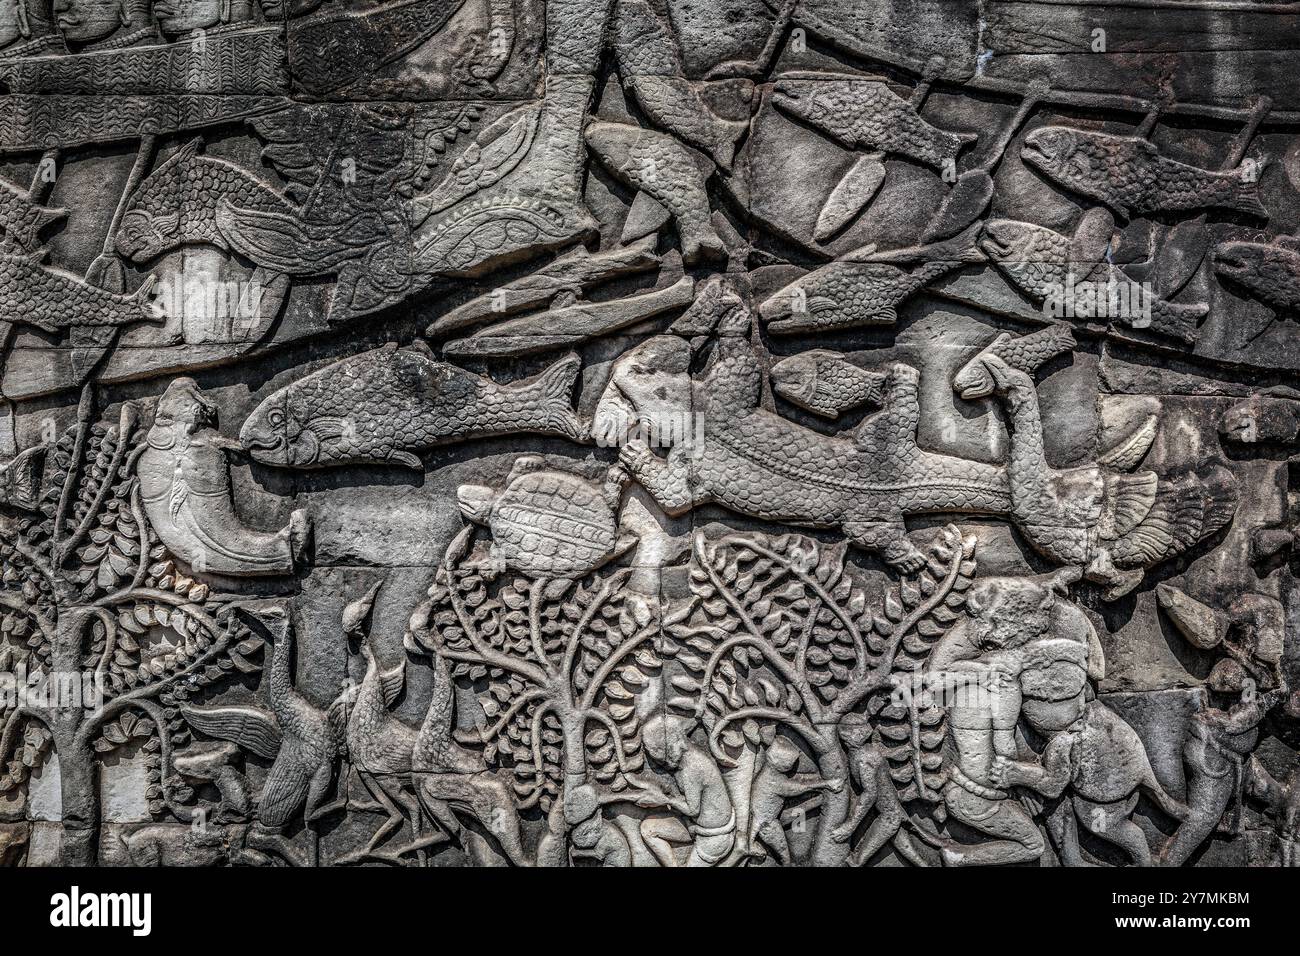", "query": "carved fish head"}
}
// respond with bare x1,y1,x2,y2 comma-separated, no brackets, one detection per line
116,209,177,263
953,335,1011,401
1212,240,1271,287
1021,126,1097,190
771,79,857,144
583,121,637,171
239,390,351,468
456,484,496,525
770,352,819,407
981,219,1057,265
